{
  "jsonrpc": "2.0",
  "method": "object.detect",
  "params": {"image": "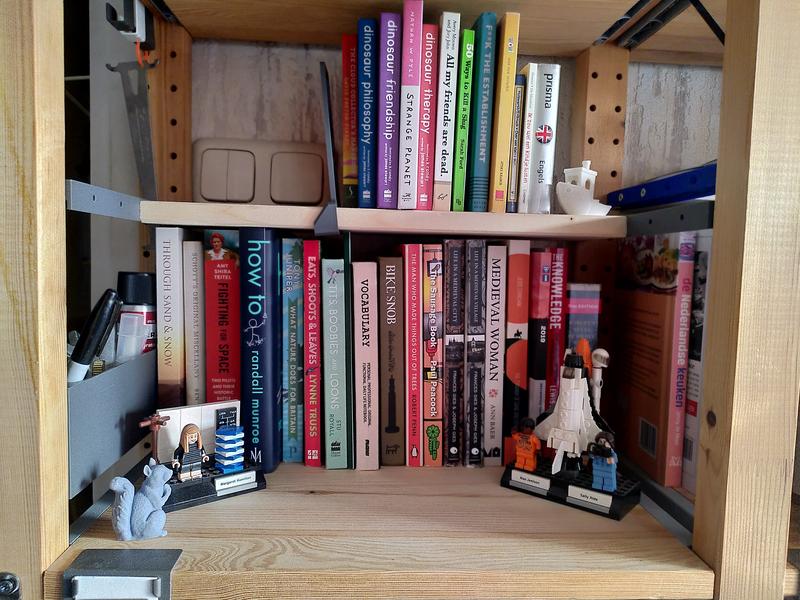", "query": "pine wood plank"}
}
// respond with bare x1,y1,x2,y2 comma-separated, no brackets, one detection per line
692,0,800,597
44,465,713,599
0,1,68,597
139,201,627,239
